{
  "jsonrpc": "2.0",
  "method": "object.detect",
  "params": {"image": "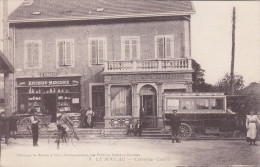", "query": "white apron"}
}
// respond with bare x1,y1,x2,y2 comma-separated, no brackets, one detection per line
247,115,257,139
